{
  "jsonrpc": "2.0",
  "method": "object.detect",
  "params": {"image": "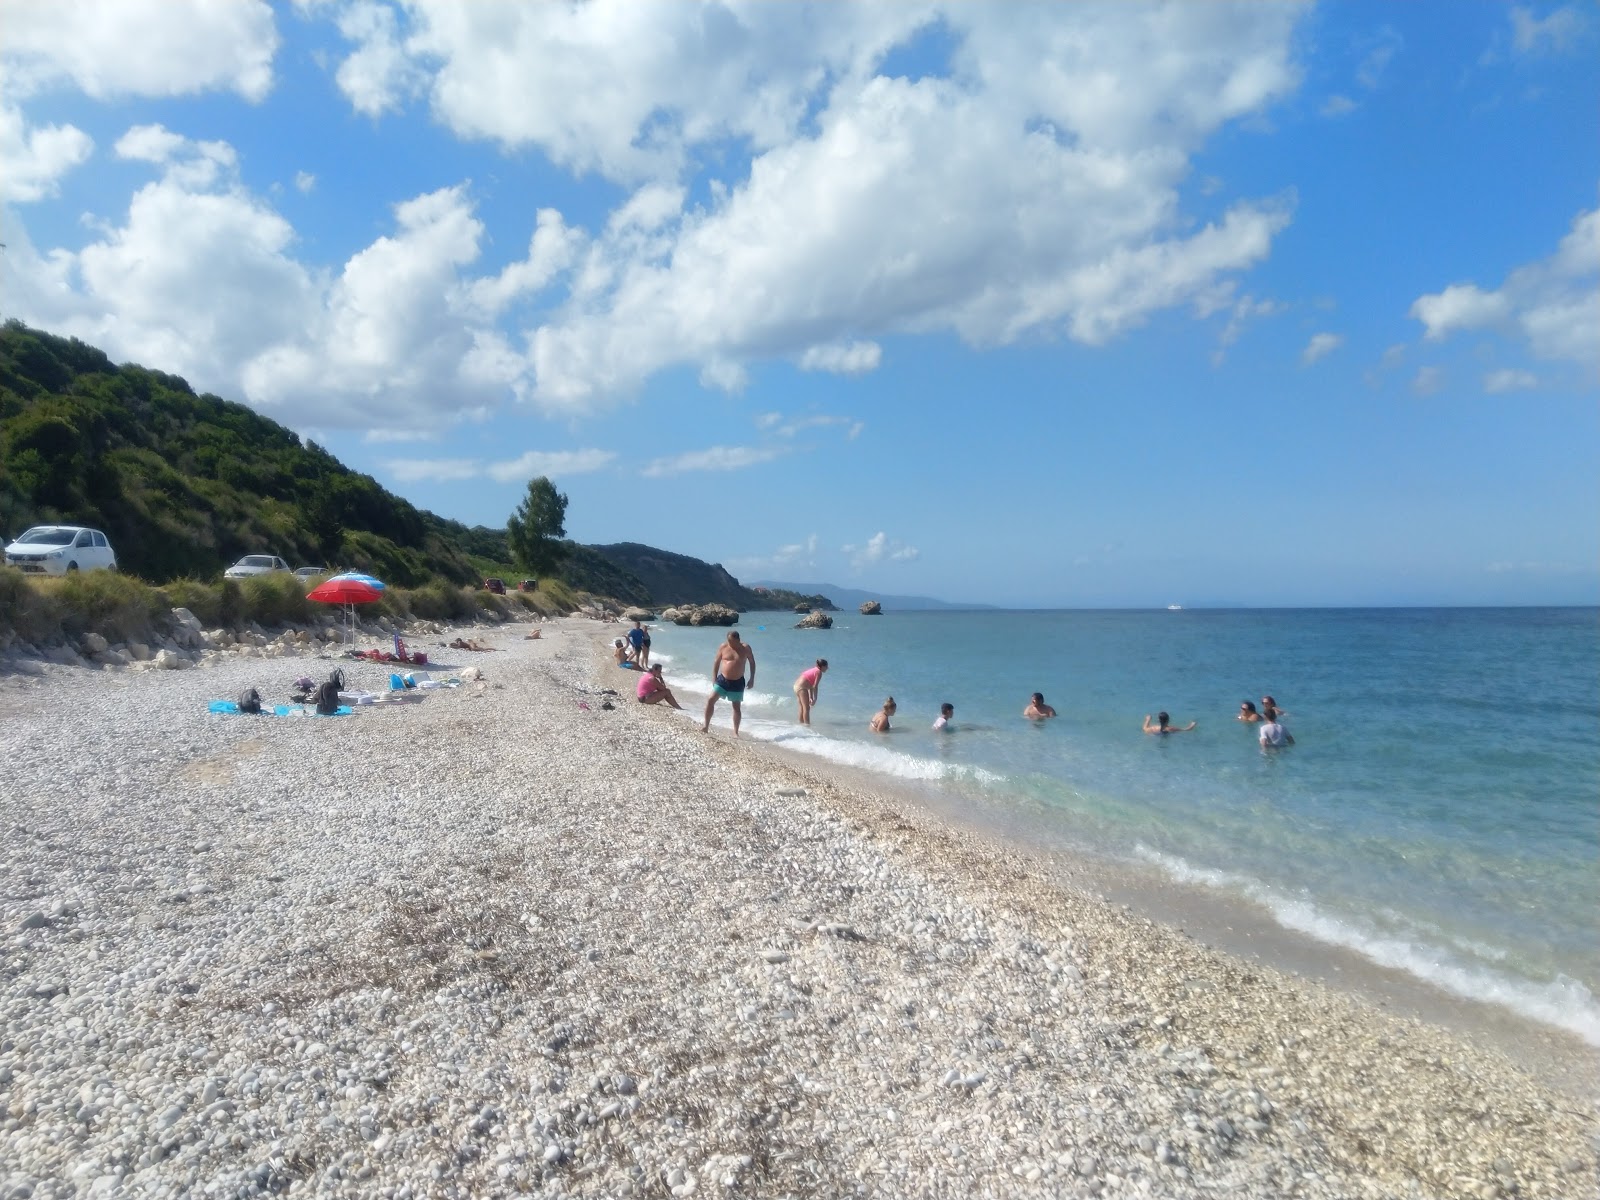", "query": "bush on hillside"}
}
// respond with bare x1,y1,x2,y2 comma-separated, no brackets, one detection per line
160,578,222,627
